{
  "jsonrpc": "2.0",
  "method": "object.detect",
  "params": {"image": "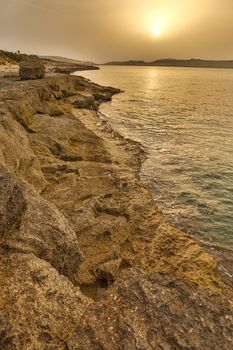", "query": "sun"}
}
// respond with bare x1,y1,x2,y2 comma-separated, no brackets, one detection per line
152,24,161,37
152,23,162,37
